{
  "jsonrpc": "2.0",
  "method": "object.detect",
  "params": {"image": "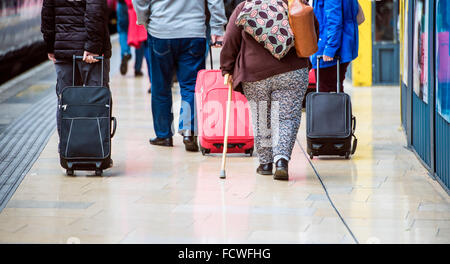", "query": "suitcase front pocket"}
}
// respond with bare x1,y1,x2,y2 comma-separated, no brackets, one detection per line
60,104,110,118
61,117,110,159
